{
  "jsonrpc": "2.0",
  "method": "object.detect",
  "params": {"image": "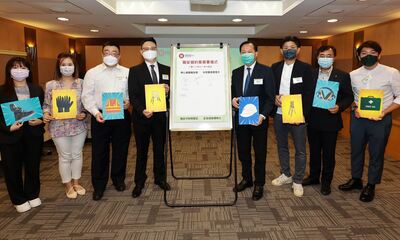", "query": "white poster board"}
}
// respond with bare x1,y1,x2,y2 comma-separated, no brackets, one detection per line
170,43,232,131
